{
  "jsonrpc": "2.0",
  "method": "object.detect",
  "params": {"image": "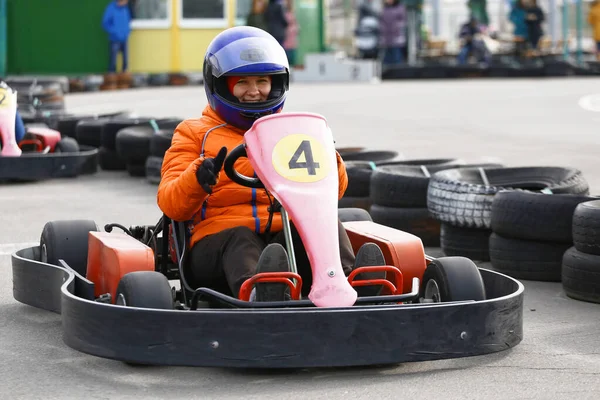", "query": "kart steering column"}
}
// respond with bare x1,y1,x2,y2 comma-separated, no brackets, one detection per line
224,144,298,276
